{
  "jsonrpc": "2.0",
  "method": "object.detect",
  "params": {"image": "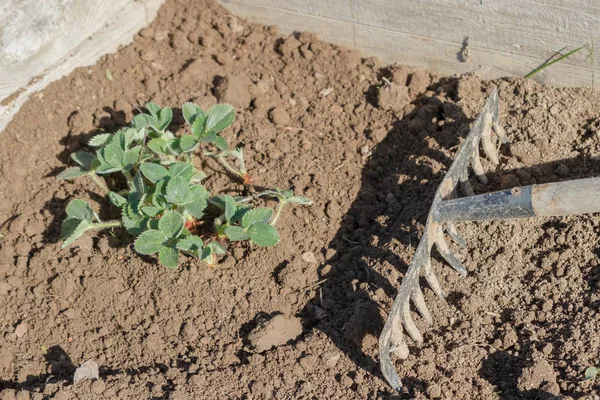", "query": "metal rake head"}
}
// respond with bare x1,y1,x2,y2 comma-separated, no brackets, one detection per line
379,89,509,390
